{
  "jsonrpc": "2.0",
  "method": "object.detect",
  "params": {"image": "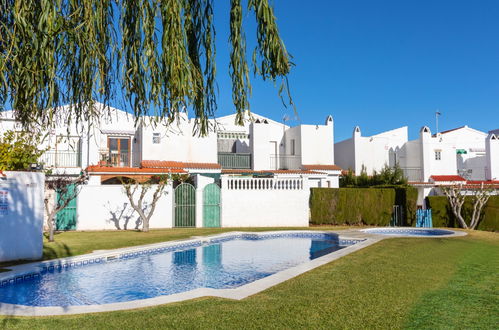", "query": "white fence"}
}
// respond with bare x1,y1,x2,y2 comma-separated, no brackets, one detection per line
73,176,311,230
221,177,310,227
0,172,44,262
77,184,174,230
